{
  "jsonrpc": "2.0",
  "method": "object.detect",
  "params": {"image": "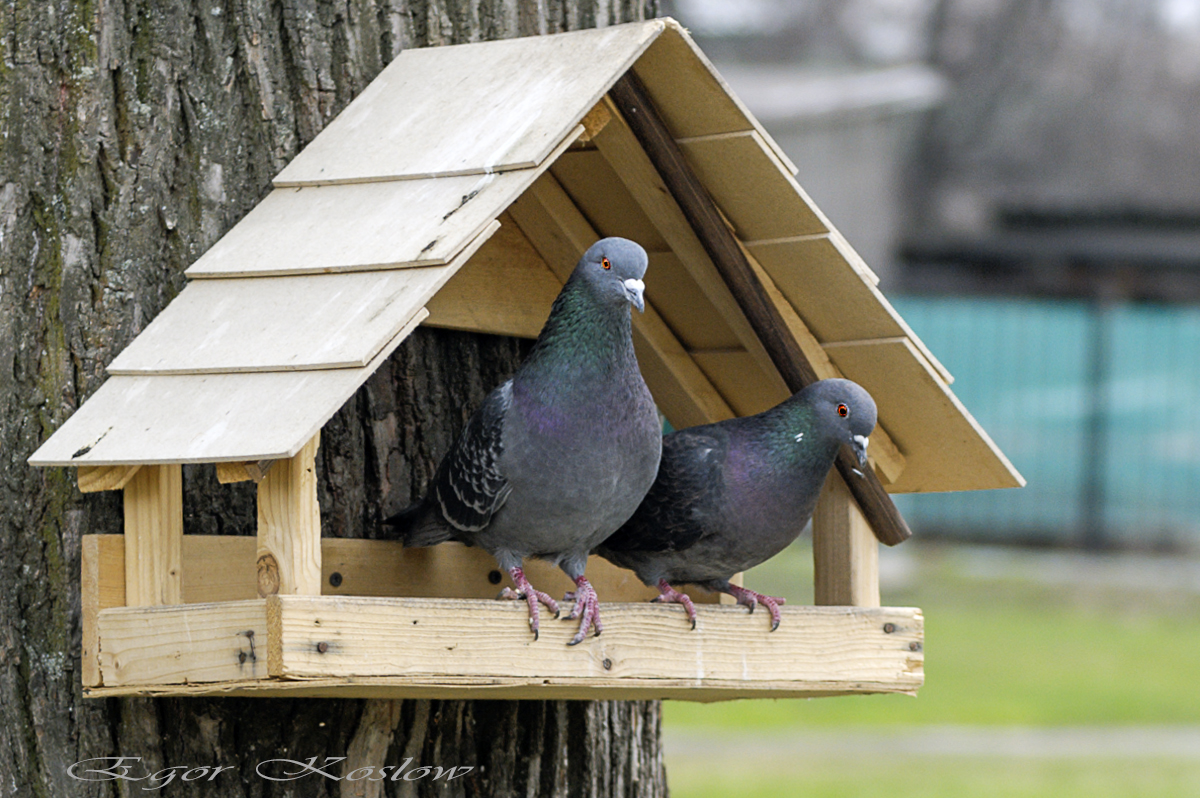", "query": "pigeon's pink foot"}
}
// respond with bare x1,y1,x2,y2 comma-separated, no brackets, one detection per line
652,579,697,630
726,584,786,631
503,567,560,640
564,576,602,645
